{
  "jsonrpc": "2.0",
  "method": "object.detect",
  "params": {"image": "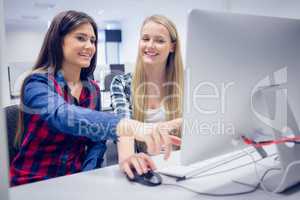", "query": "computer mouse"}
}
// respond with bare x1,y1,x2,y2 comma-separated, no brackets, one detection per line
126,169,162,186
